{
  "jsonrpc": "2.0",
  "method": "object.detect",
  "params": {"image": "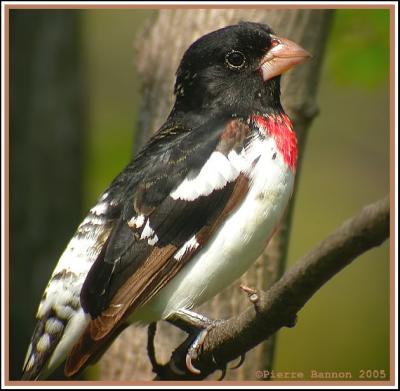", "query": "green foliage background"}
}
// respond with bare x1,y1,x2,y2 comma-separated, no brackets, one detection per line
327,9,390,87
